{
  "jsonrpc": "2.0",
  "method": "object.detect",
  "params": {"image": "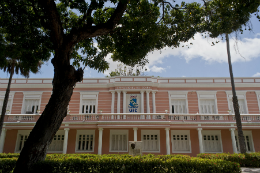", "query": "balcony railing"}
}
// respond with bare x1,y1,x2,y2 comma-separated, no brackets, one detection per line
3,113,260,123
